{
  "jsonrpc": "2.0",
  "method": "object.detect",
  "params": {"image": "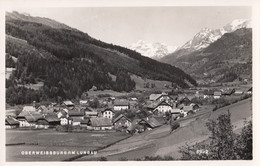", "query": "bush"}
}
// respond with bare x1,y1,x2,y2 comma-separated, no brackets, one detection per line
179,111,252,160
170,121,180,131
